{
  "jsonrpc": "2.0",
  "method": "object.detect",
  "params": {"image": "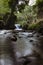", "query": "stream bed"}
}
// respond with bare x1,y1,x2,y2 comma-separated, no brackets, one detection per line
0,30,43,65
